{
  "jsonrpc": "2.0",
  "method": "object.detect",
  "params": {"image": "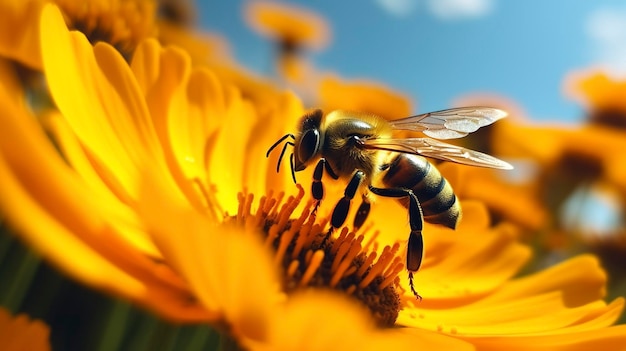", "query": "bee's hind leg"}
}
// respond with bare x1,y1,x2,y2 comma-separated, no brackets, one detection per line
368,186,424,301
